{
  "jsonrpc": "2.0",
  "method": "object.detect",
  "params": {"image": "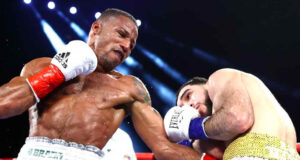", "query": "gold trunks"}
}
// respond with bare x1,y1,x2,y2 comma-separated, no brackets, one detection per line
223,133,300,160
